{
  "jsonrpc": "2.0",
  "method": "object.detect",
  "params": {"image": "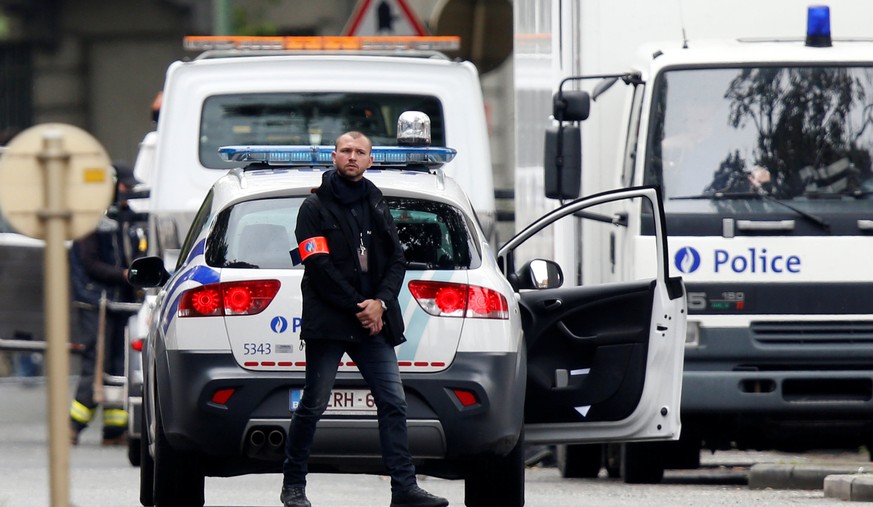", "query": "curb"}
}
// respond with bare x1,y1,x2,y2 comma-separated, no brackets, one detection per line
749,463,872,490
824,474,873,502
